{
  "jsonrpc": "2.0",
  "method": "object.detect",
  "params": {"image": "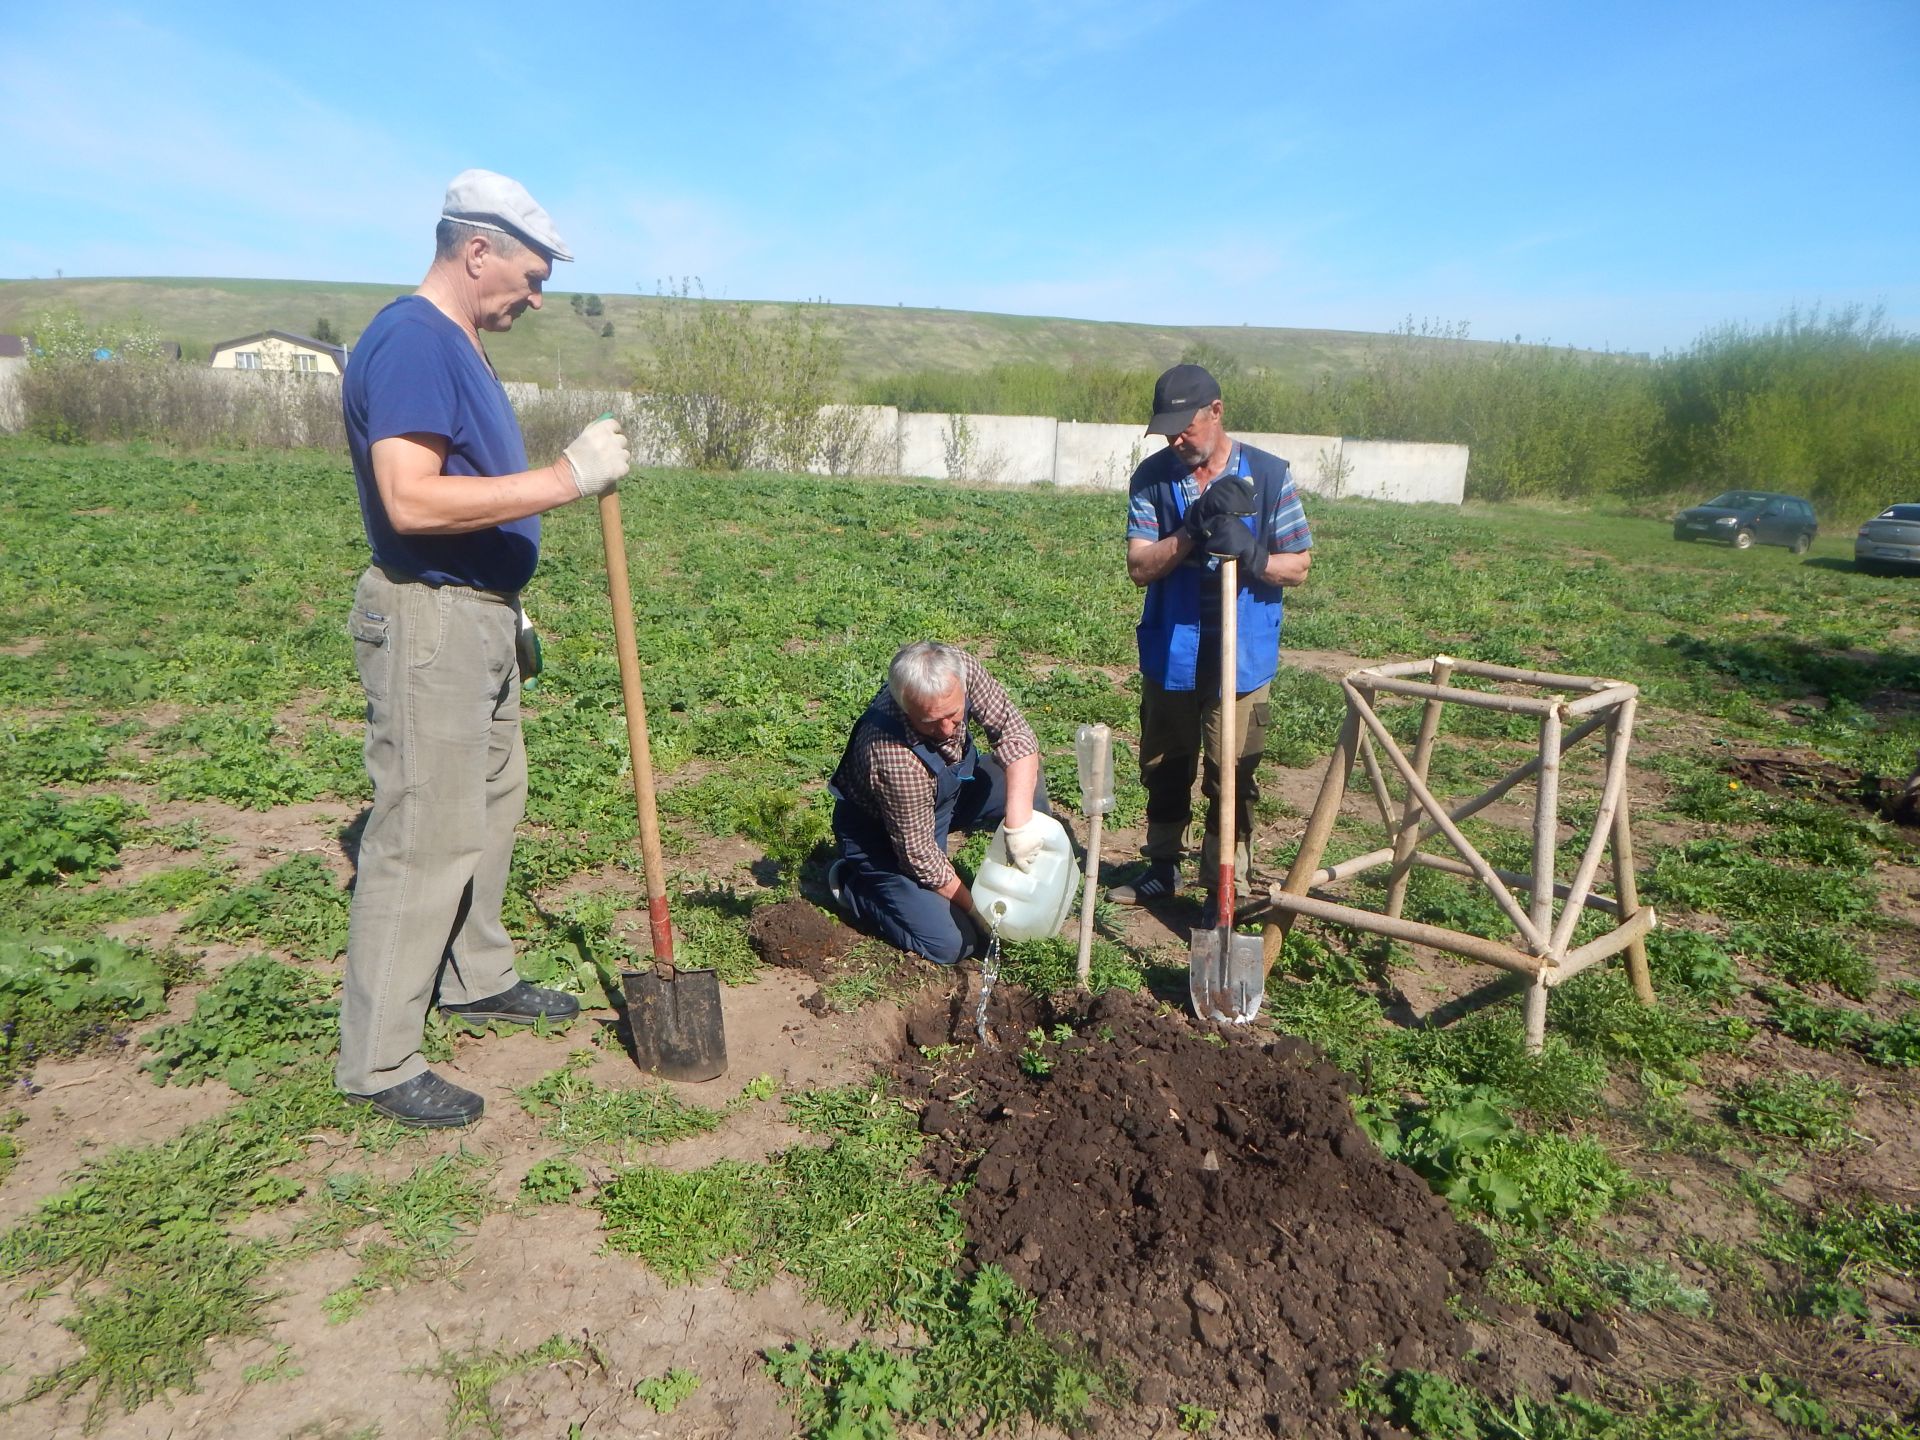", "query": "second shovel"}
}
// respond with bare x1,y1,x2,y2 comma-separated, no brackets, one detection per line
598,487,727,1081
1188,554,1265,1024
